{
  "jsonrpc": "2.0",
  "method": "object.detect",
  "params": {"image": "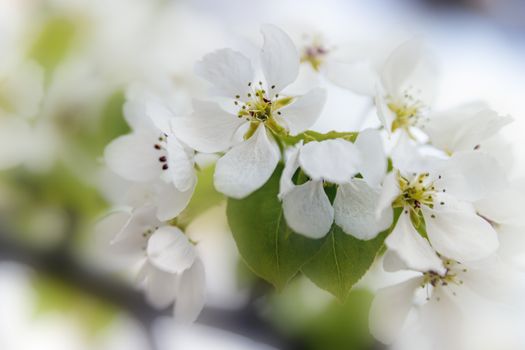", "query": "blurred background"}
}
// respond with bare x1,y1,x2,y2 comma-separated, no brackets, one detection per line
0,1,524,349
